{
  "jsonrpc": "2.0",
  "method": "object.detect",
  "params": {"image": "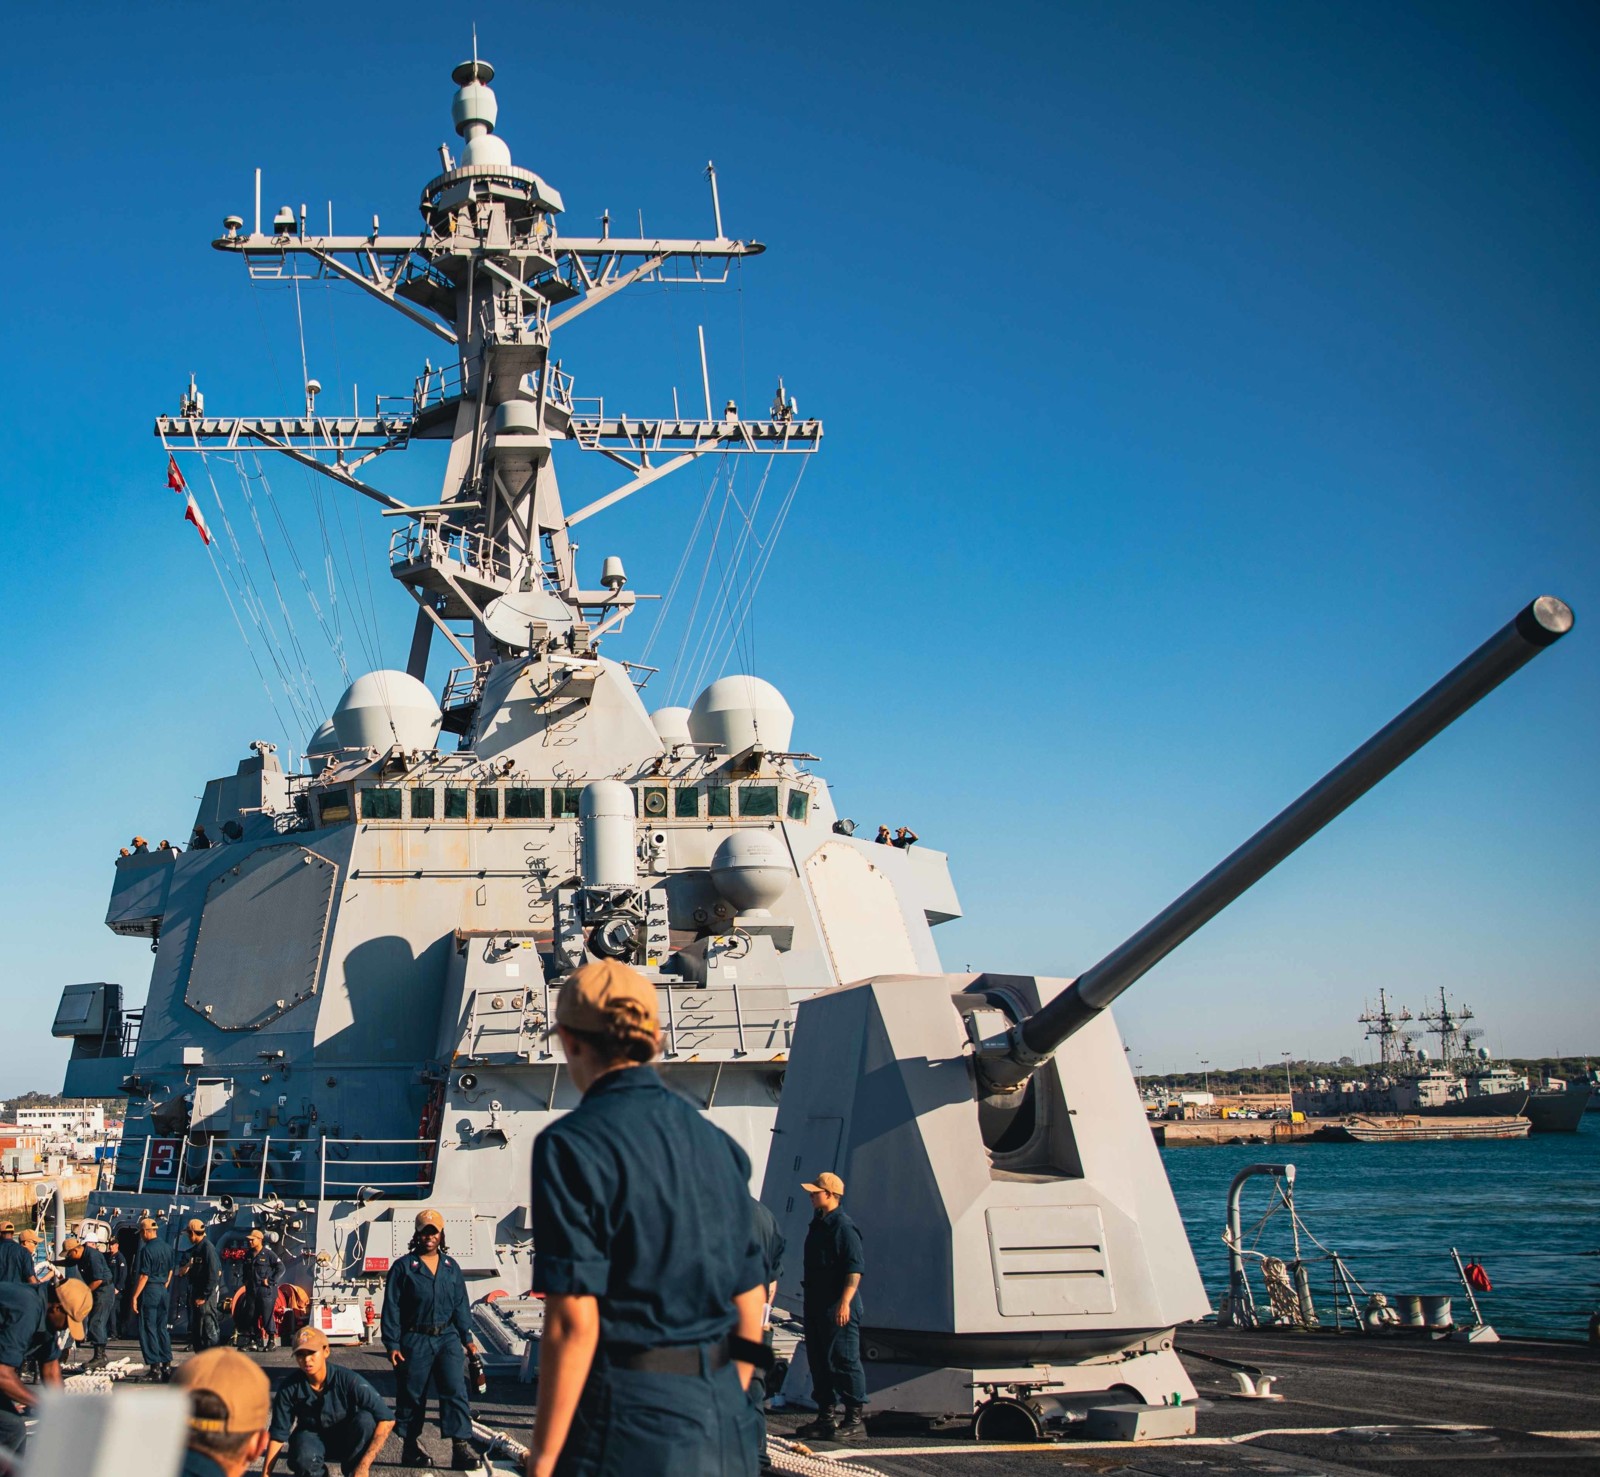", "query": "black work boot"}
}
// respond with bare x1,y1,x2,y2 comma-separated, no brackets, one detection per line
400,1439,430,1467
836,1405,866,1436
85,1346,107,1369
451,1437,480,1469
795,1412,838,1440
